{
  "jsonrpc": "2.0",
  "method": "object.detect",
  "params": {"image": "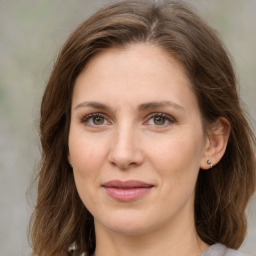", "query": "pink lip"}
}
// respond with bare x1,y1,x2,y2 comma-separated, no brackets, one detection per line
102,180,154,202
